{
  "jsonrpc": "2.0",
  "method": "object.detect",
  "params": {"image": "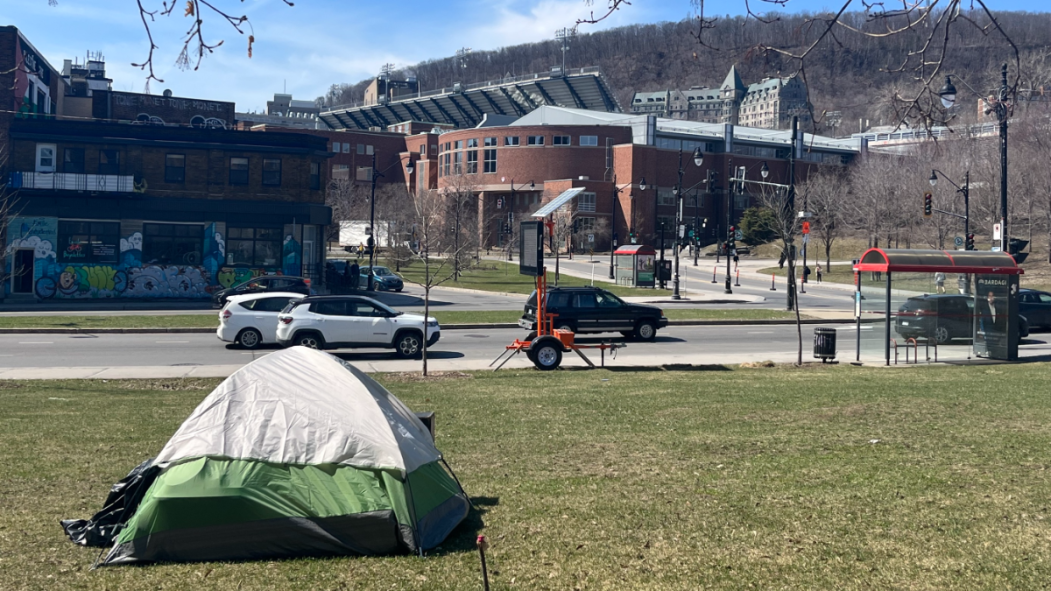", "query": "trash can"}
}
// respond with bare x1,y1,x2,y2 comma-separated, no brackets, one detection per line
813,327,837,362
